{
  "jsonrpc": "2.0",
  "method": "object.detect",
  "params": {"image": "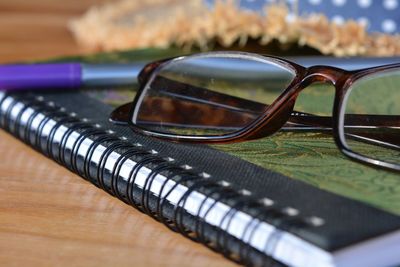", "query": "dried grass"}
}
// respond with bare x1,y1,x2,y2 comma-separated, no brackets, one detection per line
69,0,400,56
